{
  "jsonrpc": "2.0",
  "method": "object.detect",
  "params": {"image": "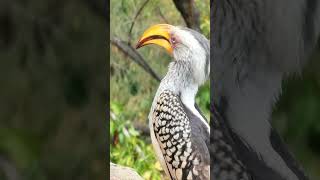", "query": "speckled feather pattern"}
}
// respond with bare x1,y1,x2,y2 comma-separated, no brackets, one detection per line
211,110,251,180
152,90,209,180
